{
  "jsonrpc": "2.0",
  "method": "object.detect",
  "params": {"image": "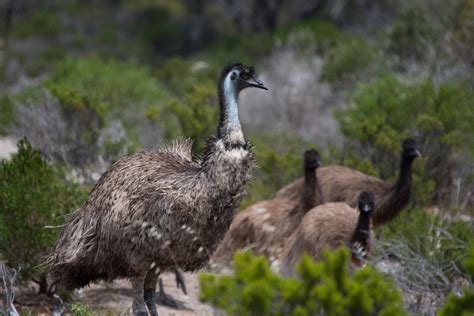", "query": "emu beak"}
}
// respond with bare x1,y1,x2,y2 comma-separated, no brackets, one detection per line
247,75,268,90
415,149,422,157
317,160,323,167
